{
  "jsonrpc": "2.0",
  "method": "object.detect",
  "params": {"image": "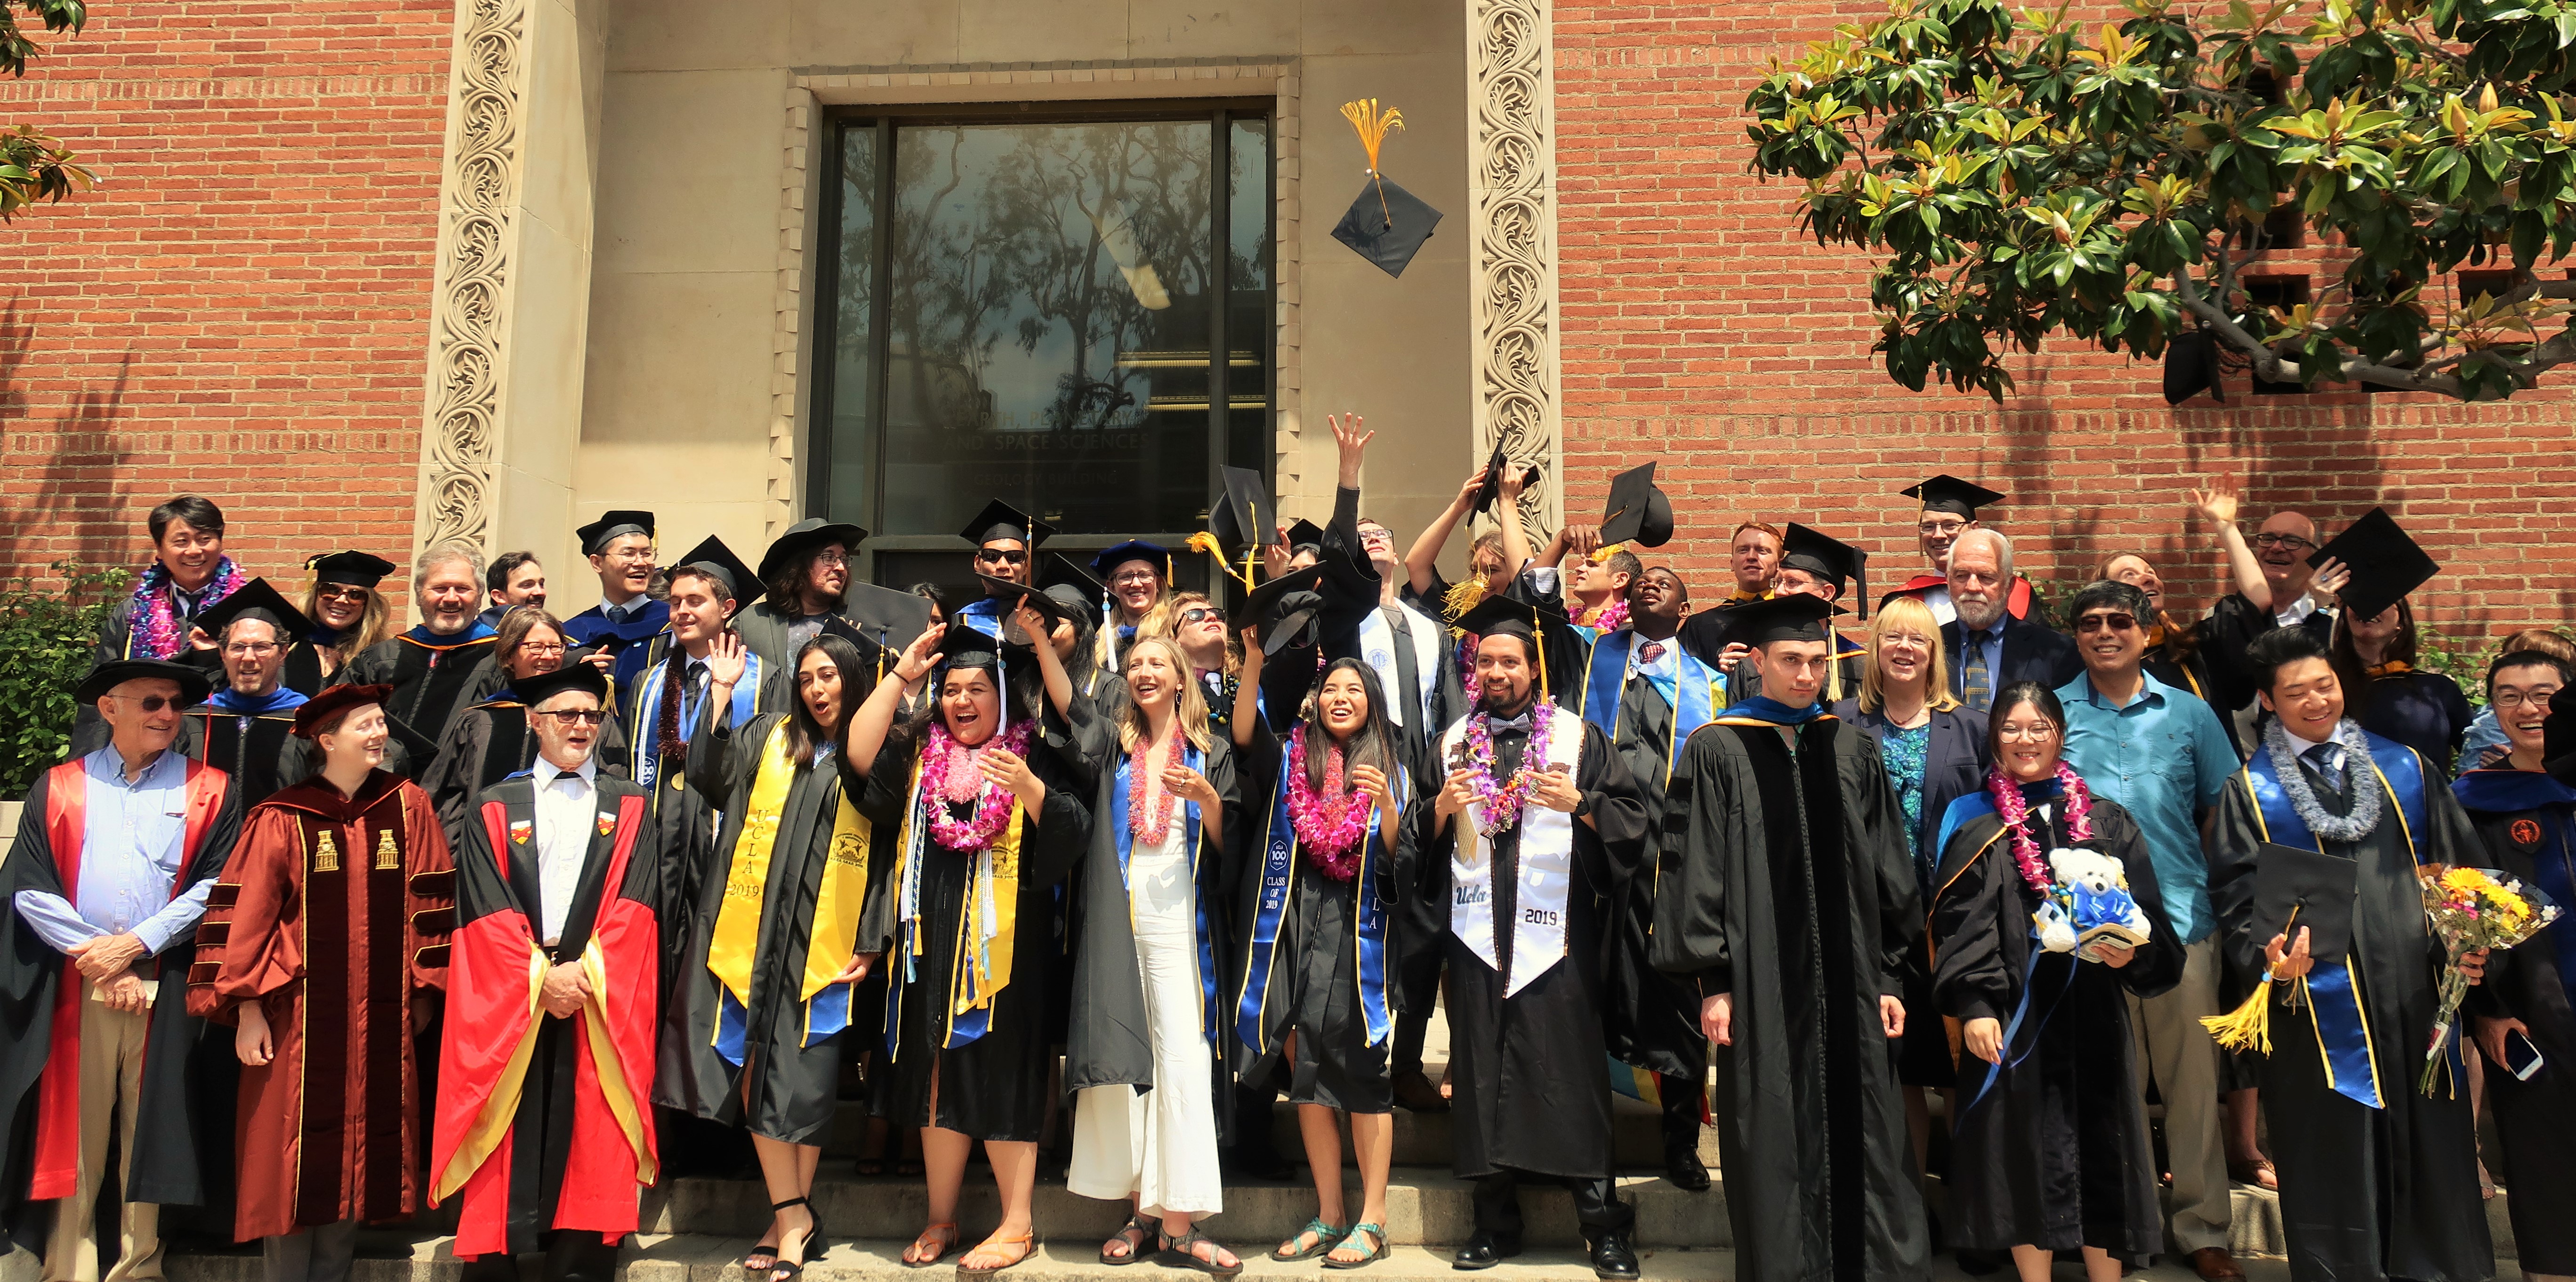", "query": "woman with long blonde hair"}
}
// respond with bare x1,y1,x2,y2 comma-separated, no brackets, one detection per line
292,551,399,691
1066,635,1246,1277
